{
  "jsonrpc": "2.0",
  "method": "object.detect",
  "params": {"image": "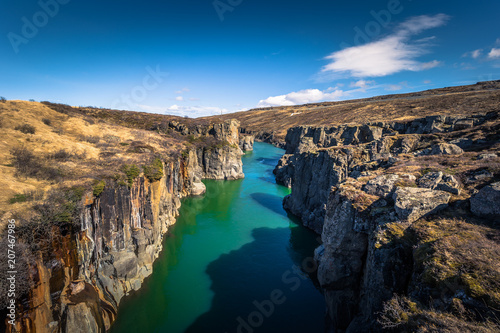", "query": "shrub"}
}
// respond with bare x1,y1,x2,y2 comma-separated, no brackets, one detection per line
92,180,106,197
10,147,62,180
29,99,35,102
9,193,28,204
0,237,33,308
49,149,72,160
78,135,100,144
15,124,36,134
104,134,120,143
8,190,44,204
121,164,140,187
0,96,6,103
143,158,164,182
42,118,52,126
